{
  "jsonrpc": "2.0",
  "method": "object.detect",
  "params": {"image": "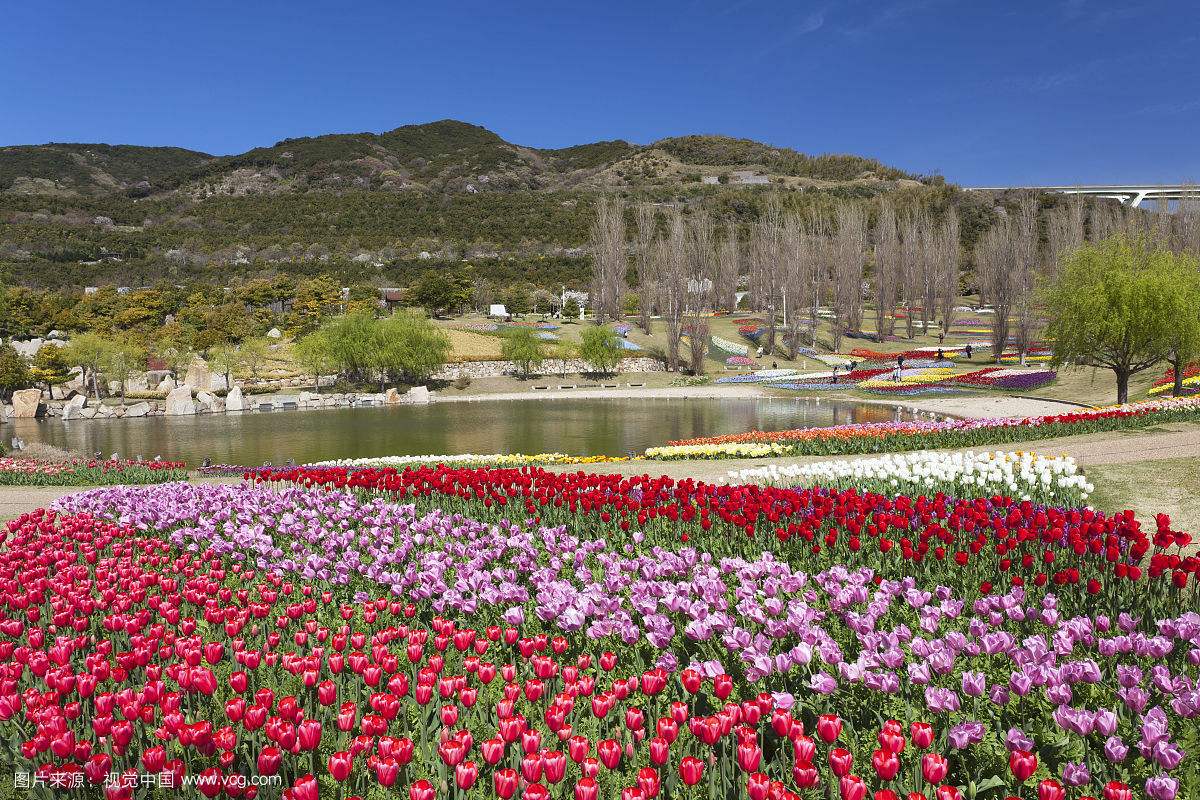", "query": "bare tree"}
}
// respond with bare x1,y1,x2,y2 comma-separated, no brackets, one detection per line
932,208,960,338
899,211,923,339
632,205,658,334
655,212,689,372
831,203,867,351
715,222,741,314
589,196,627,323
1047,195,1085,276
684,213,716,374
749,203,784,355
1010,194,1041,365
873,200,901,342
780,215,816,359
976,215,1016,360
